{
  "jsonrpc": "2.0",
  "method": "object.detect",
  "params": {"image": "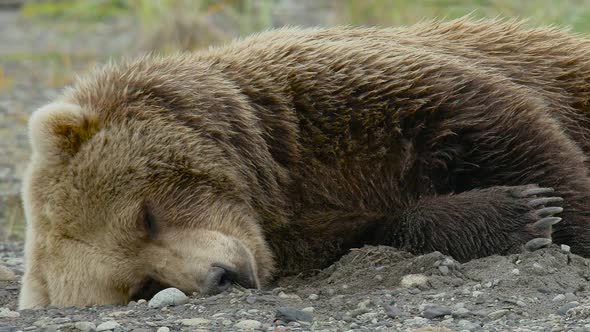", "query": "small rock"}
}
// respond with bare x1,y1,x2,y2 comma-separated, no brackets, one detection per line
438,266,449,275
0,265,15,281
302,307,314,313
308,294,319,300
552,294,566,302
181,318,211,326
358,299,372,309
422,305,452,319
245,296,257,304
374,274,383,281
558,302,580,315
565,304,590,319
561,244,571,253
384,303,404,318
96,321,120,331
564,292,577,302
511,268,520,275
400,274,428,288
488,309,509,320
156,328,170,332
234,319,262,330
452,307,471,318
148,288,189,308
278,292,300,300
74,321,96,332
0,307,20,318
137,299,147,305
275,307,313,322
458,319,480,331
472,291,484,298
